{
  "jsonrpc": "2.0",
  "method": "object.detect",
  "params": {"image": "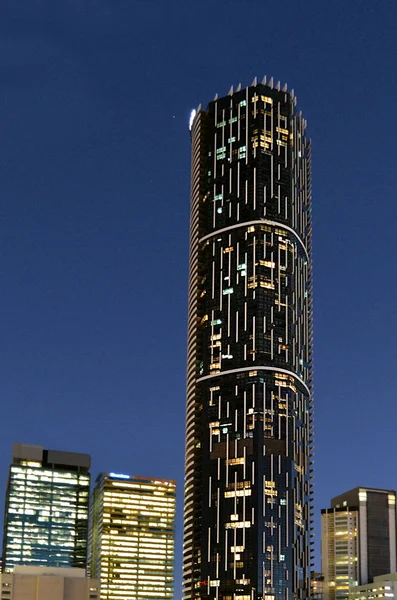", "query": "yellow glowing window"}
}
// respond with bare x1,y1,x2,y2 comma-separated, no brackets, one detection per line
210,363,220,370
224,489,251,498
226,457,245,466
225,521,251,529
258,259,276,268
